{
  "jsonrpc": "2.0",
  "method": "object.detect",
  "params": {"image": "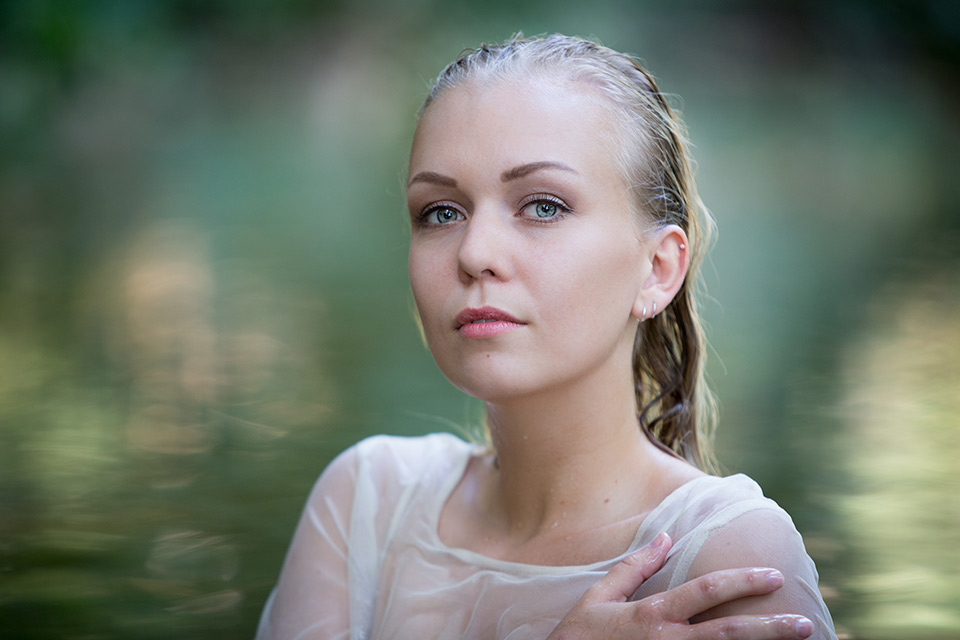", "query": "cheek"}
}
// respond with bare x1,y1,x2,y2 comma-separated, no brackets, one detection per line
407,256,429,314
408,245,448,327
538,232,641,312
